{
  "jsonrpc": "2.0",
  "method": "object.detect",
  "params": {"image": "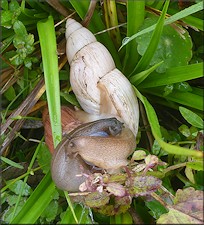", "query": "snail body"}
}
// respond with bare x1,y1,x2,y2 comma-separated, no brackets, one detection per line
66,18,139,136
51,118,134,191
67,127,136,171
